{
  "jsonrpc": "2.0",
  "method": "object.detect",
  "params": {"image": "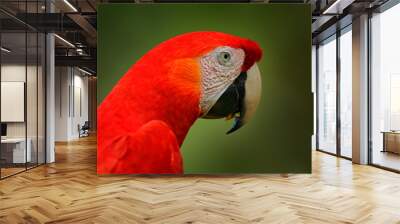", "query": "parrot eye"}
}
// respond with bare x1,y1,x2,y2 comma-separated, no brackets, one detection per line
217,51,232,66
